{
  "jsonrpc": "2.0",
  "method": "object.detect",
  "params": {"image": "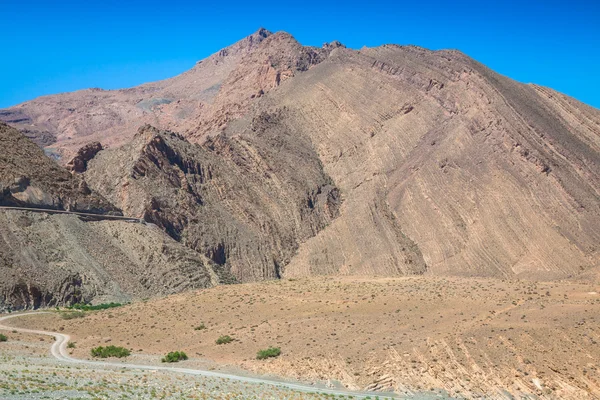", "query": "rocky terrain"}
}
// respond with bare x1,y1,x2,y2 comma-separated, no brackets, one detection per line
0,123,221,310
0,211,221,310
82,121,348,282
0,26,599,399
258,45,600,279
0,341,378,399
0,122,116,213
